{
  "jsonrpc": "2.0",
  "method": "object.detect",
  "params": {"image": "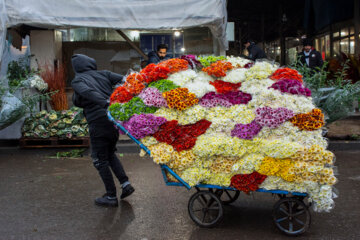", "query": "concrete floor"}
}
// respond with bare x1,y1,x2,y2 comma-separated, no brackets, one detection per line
0,148,359,240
